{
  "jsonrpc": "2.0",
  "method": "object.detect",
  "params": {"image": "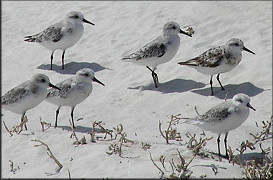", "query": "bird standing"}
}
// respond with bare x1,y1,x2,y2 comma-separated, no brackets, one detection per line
24,11,95,70
2,73,60,130
180,93,256,157
178,38,255,95
46,68,105,128
122,21,192,88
